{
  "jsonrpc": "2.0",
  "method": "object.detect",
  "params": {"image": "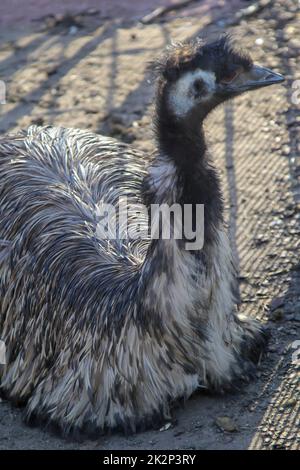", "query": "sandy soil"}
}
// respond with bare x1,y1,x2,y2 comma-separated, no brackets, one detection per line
0,0,299,450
